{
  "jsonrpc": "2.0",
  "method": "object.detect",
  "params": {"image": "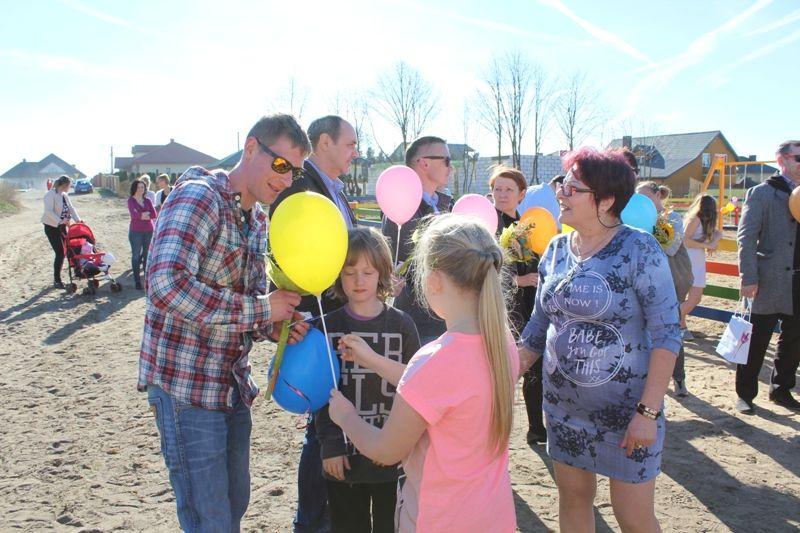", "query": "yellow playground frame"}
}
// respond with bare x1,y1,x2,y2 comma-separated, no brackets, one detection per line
699,154,777,233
